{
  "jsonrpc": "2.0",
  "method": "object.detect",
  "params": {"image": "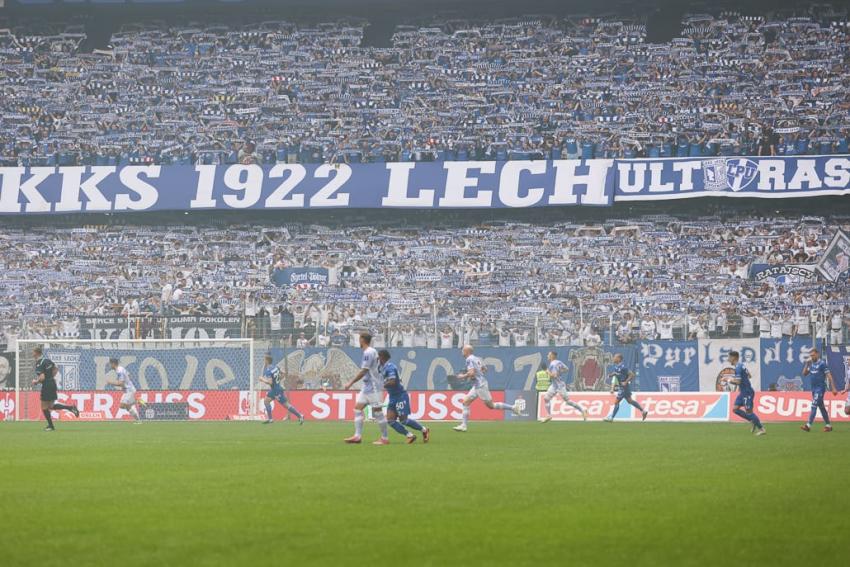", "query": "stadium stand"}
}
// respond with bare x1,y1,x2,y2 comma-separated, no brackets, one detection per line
1,7,849,351
2,211,849,348
0,11,849,167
